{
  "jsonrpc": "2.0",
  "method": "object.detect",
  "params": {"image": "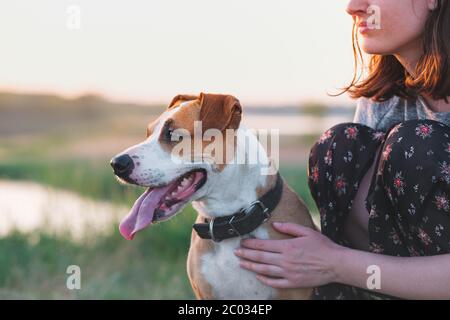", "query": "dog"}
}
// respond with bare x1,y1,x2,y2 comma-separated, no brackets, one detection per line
110,93,317,299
